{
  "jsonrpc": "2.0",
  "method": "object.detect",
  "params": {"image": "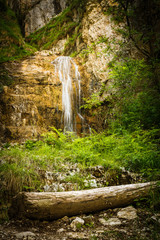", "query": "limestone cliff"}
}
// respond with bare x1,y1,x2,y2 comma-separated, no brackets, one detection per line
1,0,112,141
7,0,67,36
0,51,91,142
2,0,158,141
